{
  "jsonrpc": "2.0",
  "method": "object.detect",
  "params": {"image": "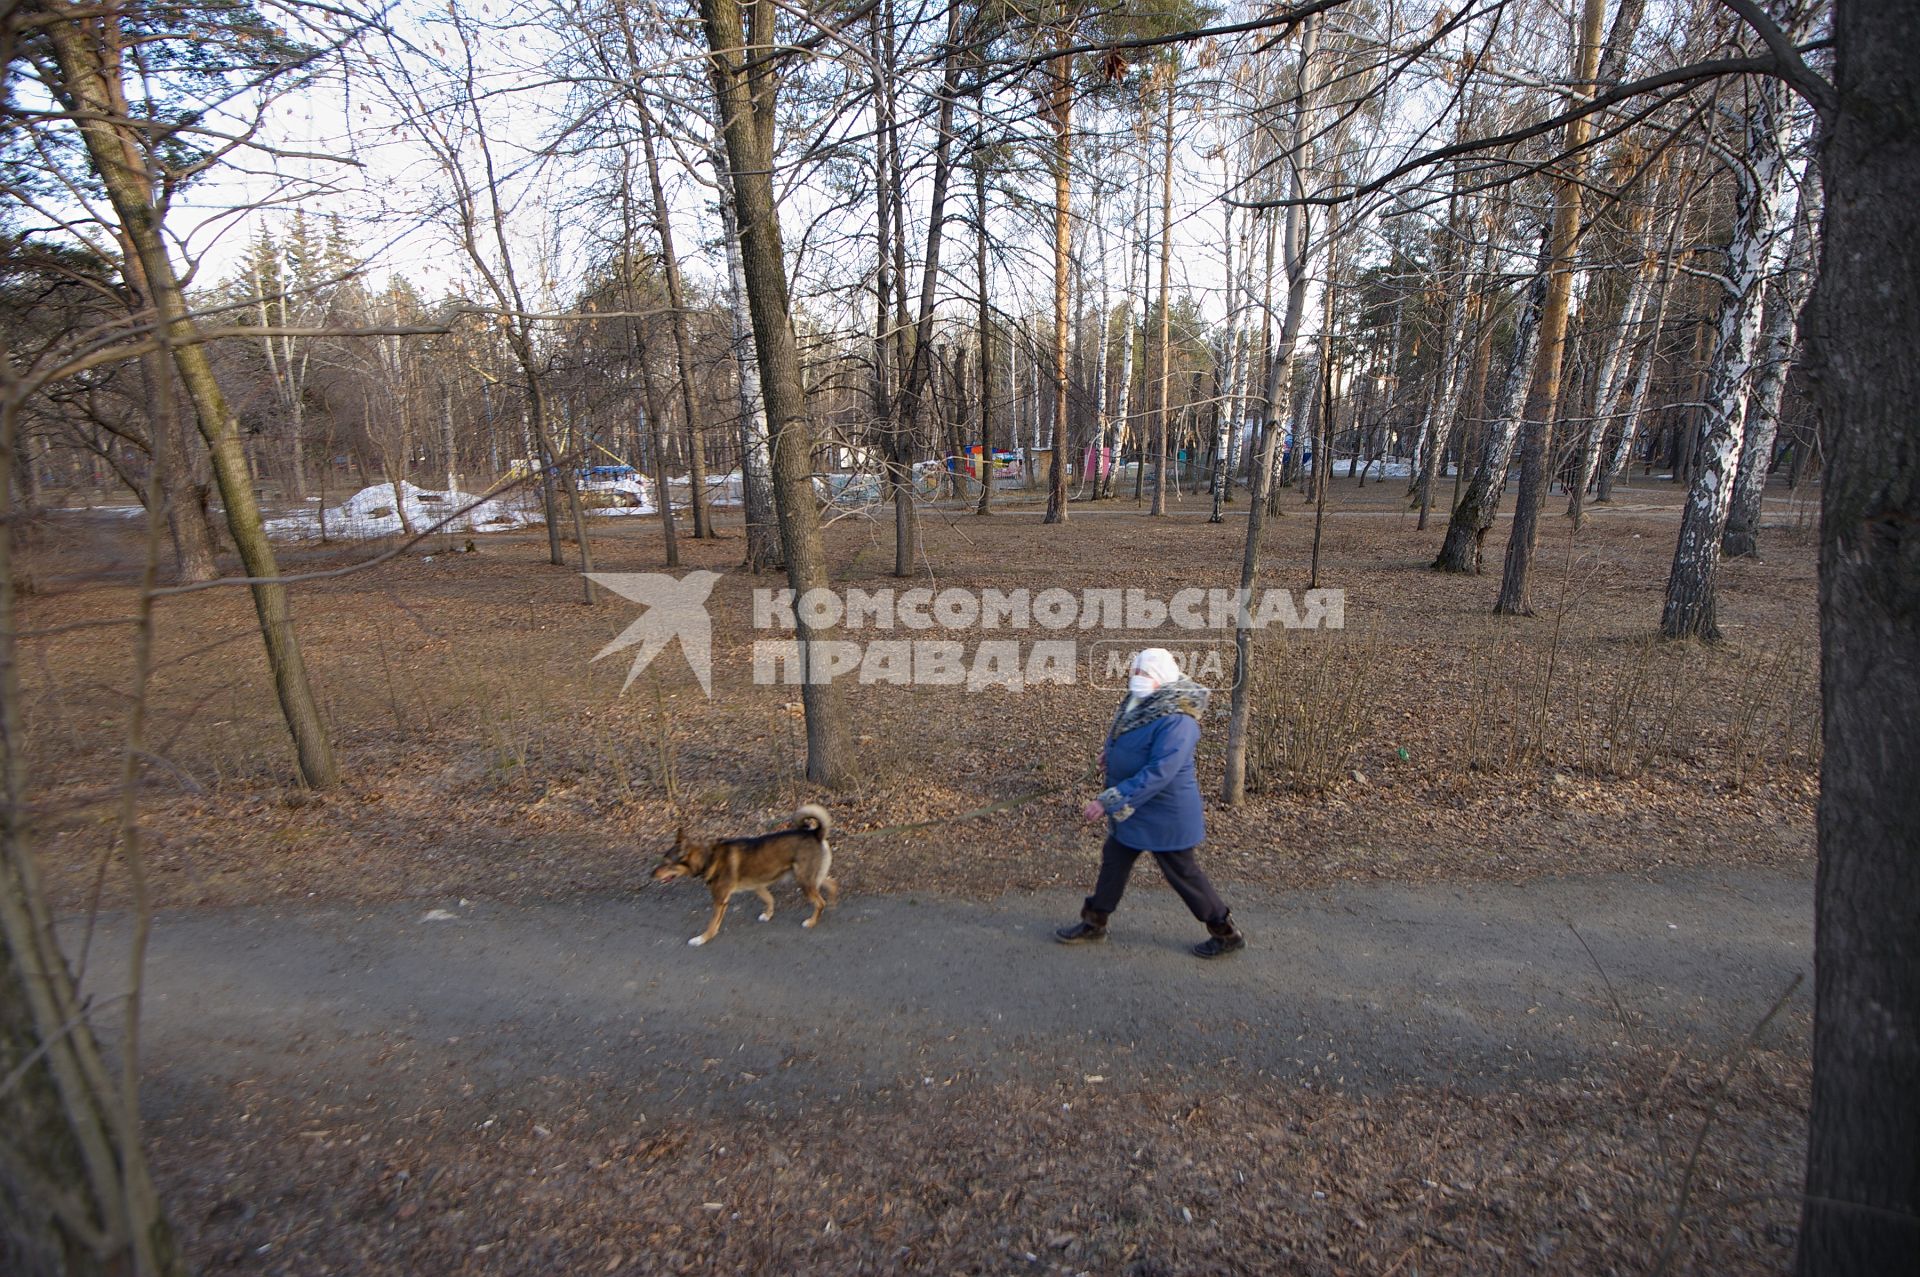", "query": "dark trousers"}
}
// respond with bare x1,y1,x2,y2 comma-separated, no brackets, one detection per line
1085,834,1229,926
